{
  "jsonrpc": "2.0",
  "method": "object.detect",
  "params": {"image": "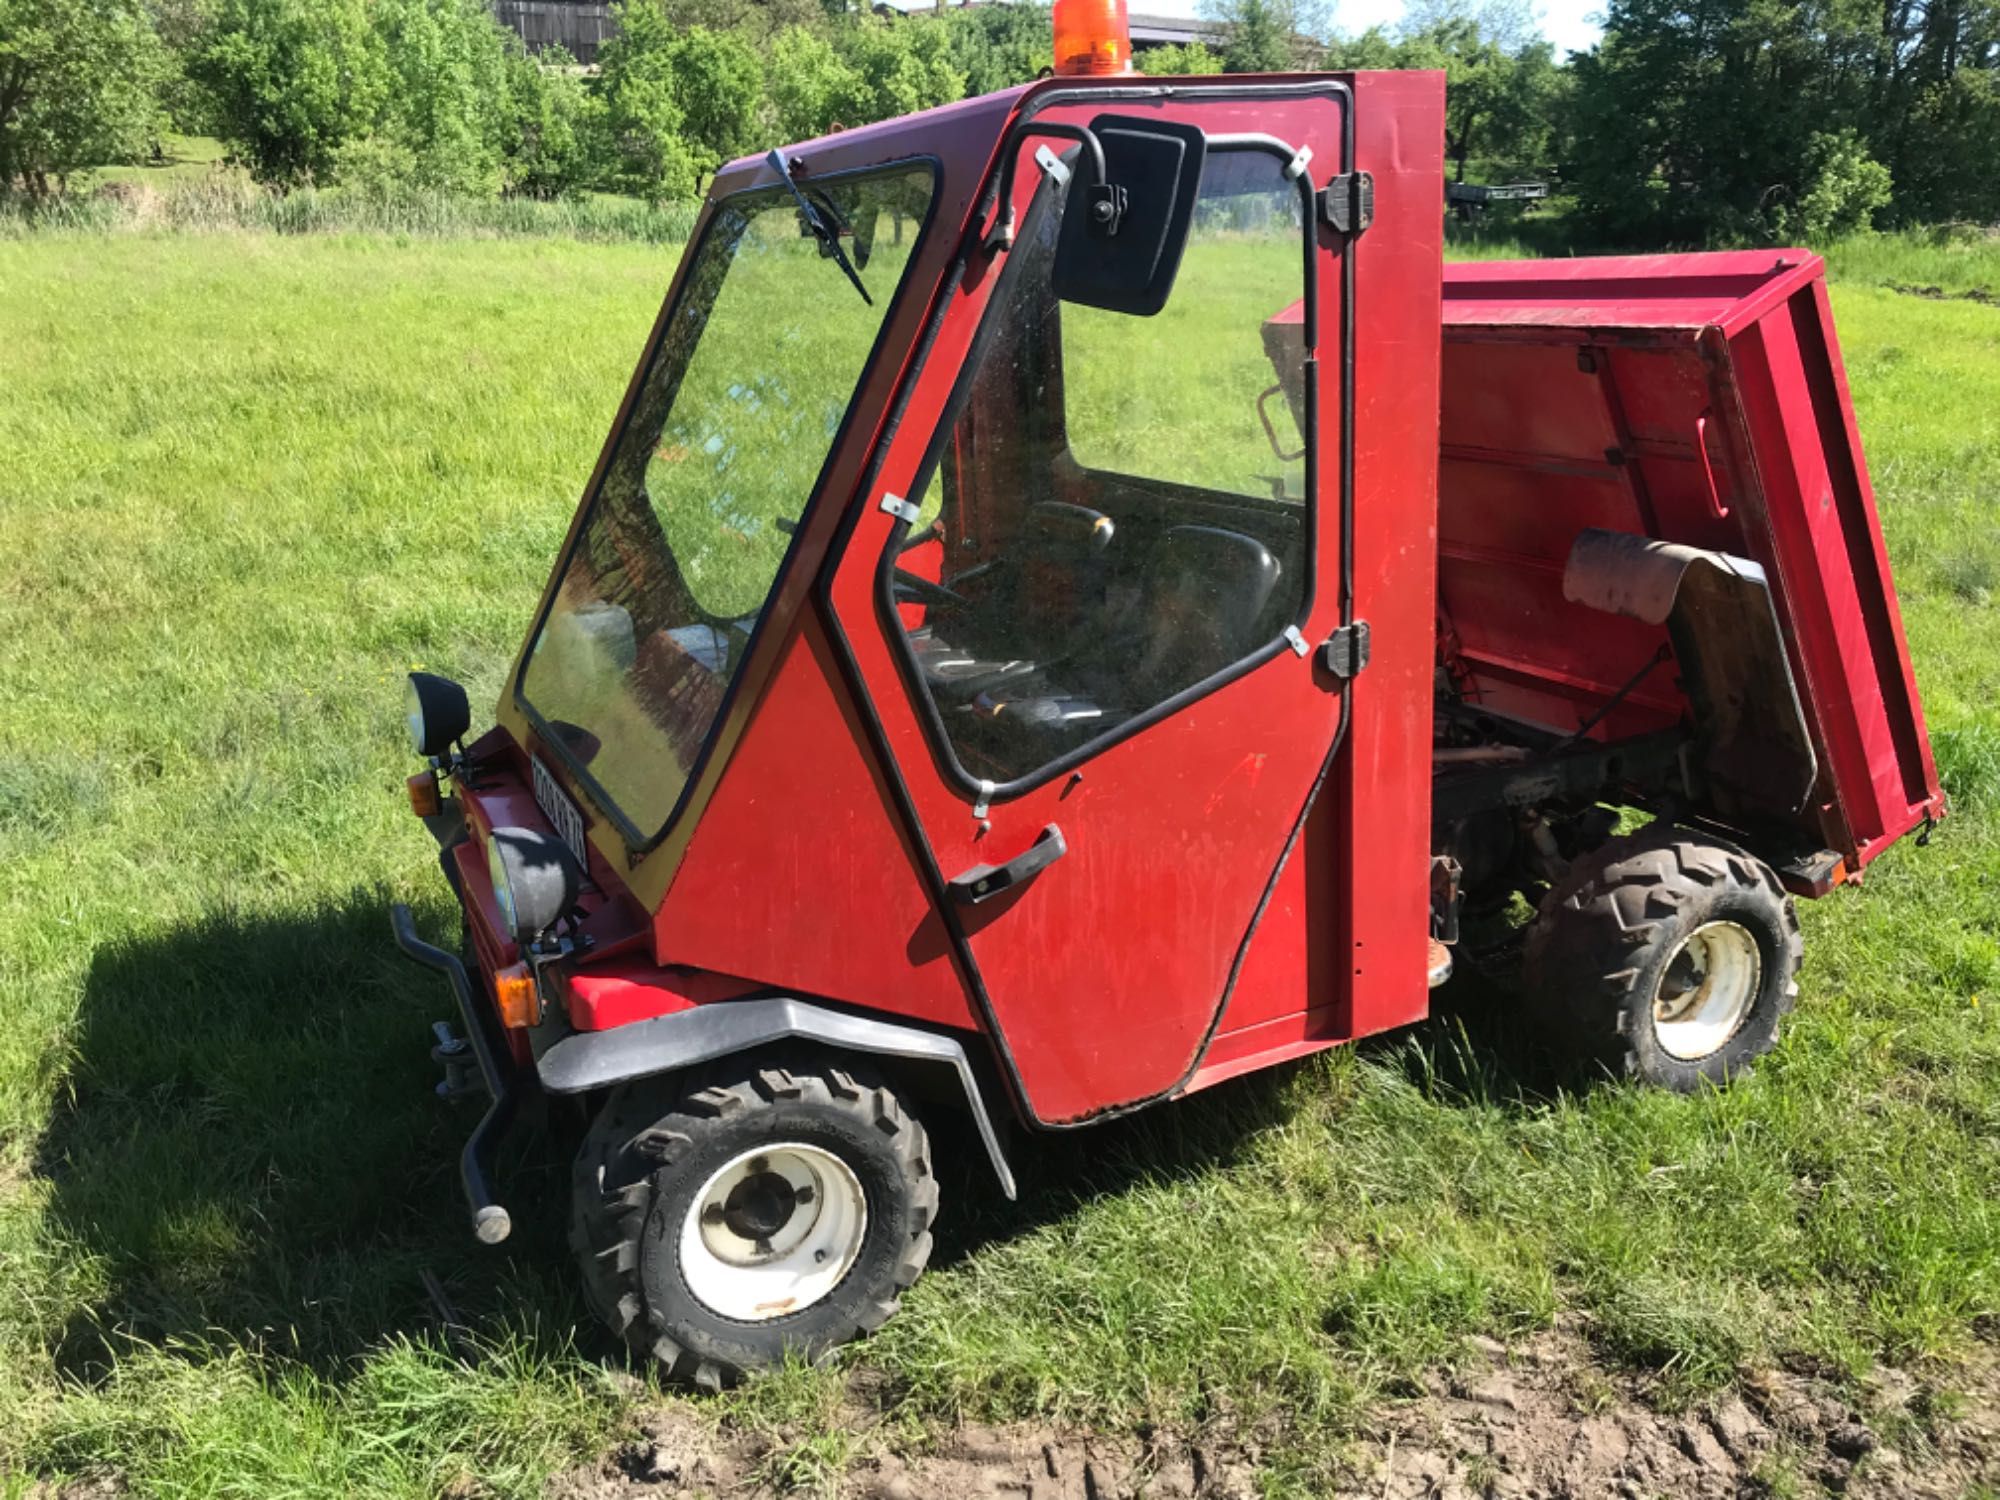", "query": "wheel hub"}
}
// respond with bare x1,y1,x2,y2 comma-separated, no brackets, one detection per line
715,1163,807,1246
680,1143,867,1322
1651,920,1762,1061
